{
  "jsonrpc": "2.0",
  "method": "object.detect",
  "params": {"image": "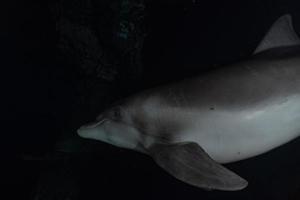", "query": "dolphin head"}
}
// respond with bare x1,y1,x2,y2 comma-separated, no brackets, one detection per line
77,100,142,150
